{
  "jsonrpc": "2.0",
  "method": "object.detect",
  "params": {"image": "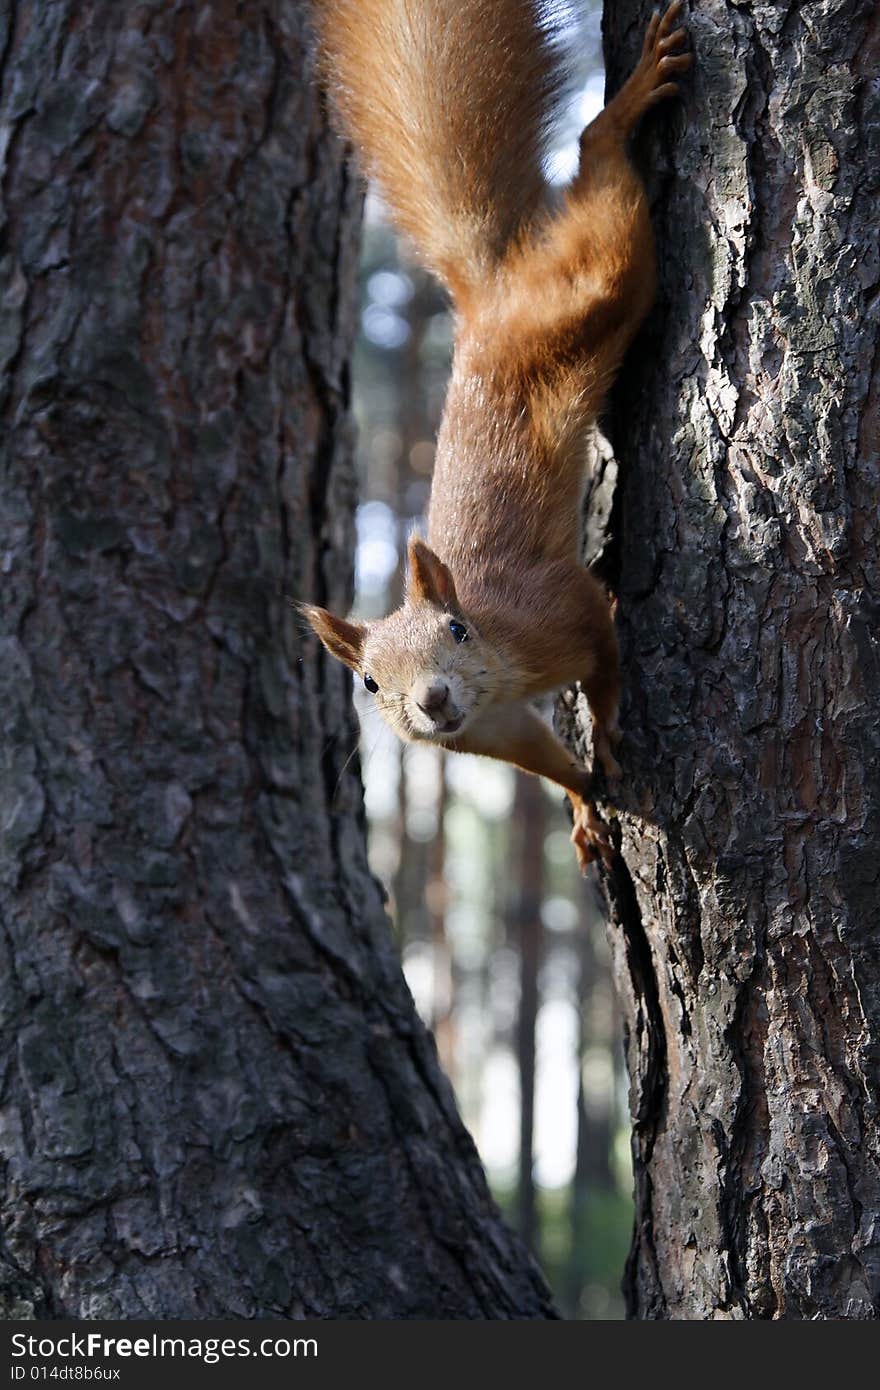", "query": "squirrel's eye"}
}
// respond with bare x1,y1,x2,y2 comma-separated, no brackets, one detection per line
364,674,379,694
449,620,468,643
